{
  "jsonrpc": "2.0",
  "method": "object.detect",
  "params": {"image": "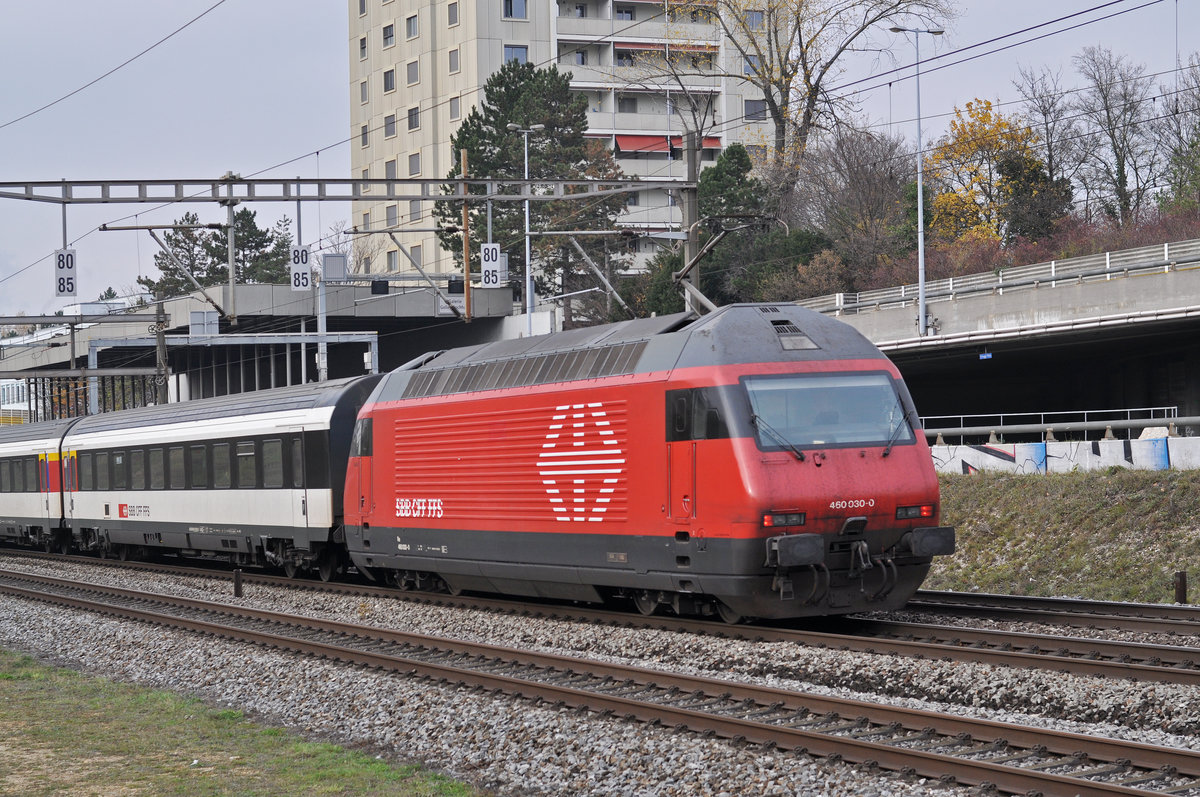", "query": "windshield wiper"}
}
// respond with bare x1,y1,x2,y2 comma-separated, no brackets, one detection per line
882,399,913,458
751,414,805,461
